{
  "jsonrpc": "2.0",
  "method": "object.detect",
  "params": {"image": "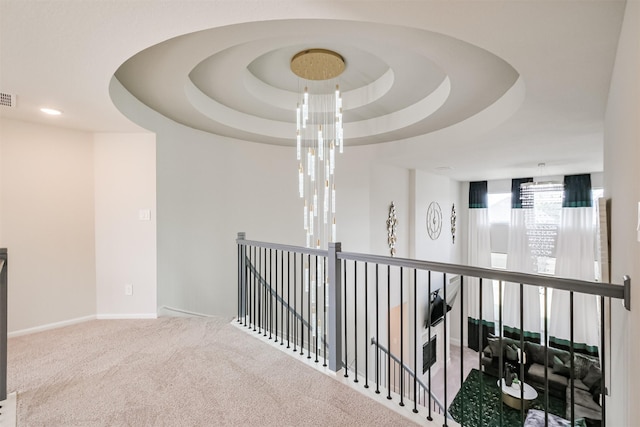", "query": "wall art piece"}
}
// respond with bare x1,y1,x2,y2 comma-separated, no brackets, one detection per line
387,202,398,256
426,201,442,240
451,203,457,244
